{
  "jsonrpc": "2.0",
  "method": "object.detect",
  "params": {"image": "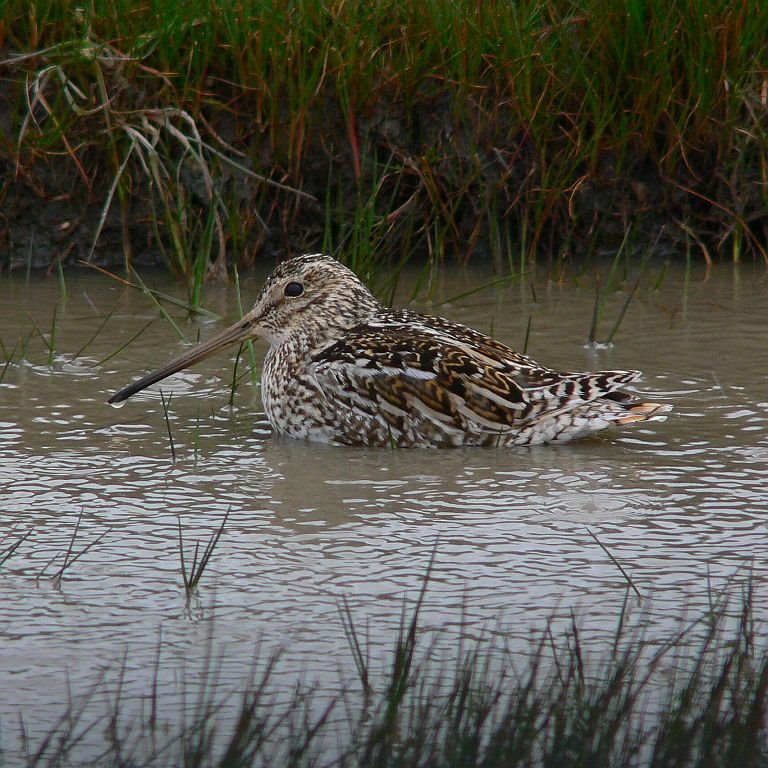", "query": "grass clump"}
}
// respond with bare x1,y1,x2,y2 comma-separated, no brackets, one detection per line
177,508,230,596
1,0,767,278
